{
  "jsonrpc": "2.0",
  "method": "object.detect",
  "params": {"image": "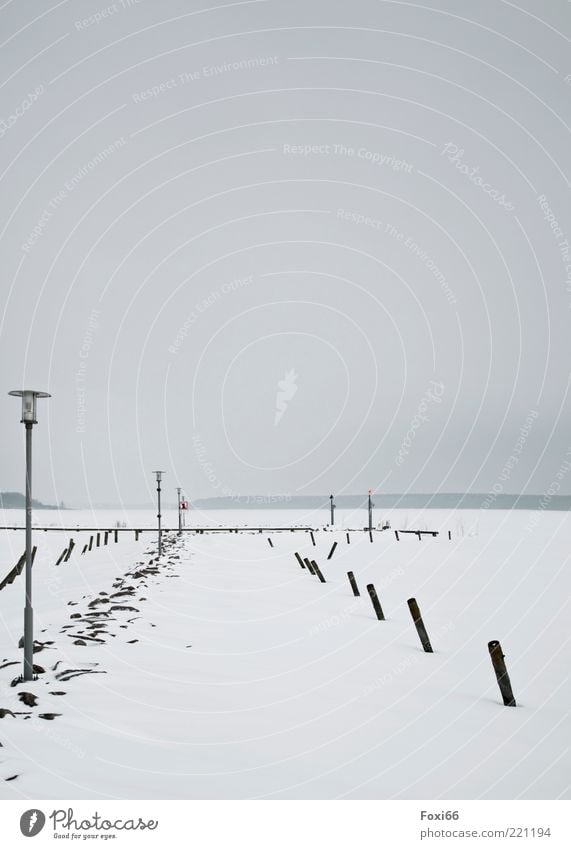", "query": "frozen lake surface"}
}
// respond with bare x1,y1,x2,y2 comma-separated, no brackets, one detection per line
0,507,569,799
